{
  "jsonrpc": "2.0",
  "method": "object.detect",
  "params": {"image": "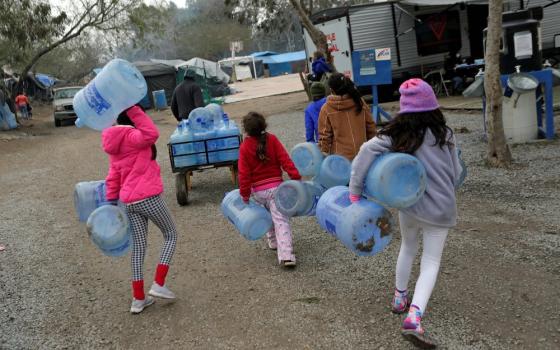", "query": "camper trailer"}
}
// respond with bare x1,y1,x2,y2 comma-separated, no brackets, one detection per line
303,0,560,96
